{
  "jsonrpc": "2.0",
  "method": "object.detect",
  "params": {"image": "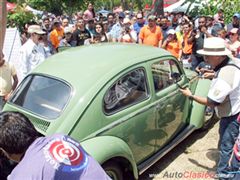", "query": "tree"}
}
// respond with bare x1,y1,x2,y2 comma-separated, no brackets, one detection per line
151,0,163,16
